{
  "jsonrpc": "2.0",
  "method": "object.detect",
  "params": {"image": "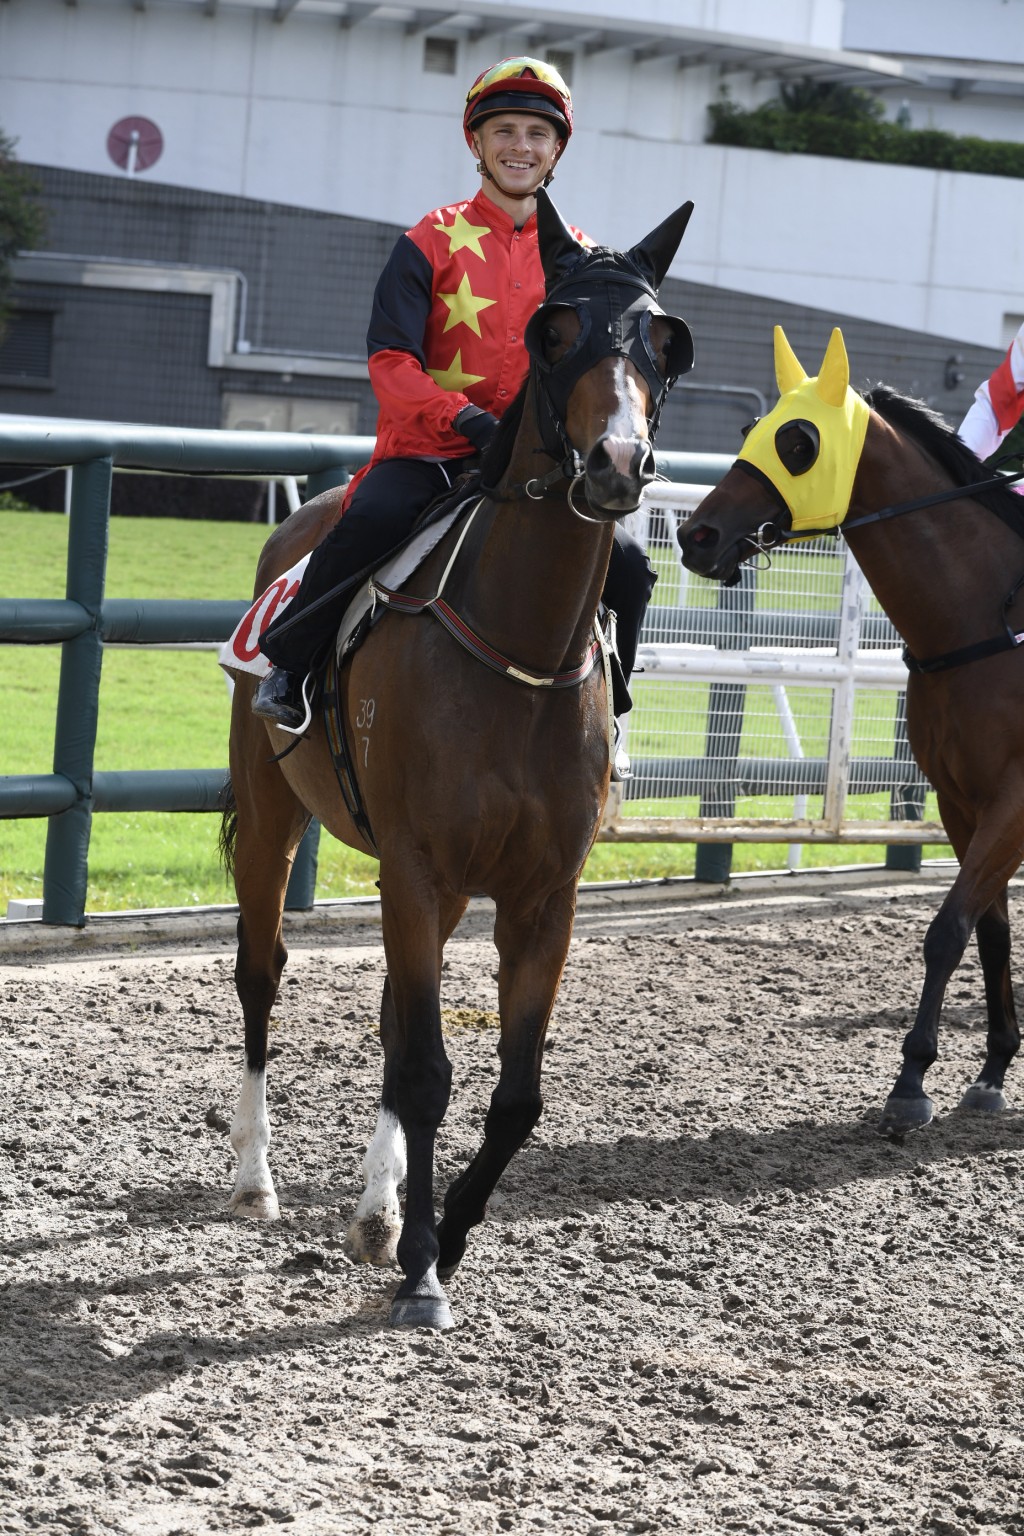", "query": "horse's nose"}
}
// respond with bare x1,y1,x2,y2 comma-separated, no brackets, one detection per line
592,434,656,484
584,434,656,510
